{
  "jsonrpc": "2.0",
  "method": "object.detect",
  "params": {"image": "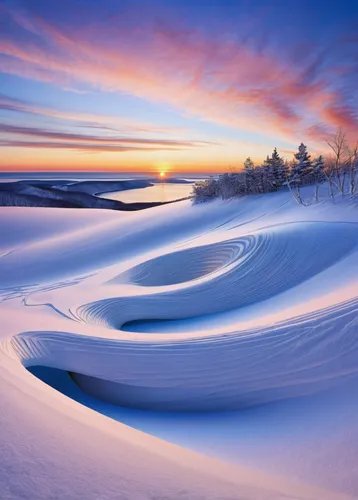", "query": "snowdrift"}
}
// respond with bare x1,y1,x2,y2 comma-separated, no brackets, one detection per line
1,188,358,499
